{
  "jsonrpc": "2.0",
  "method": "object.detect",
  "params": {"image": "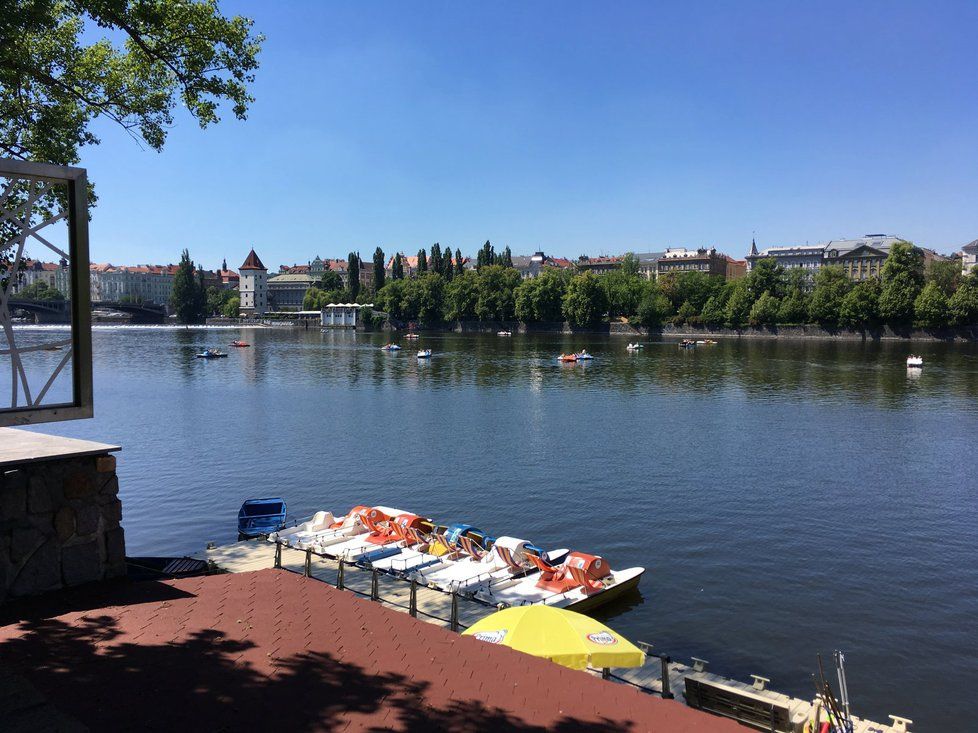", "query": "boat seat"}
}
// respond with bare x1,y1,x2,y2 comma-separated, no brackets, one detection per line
495,545,524,571
525,552,559,579
458,535,485,560
564,563,603,594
